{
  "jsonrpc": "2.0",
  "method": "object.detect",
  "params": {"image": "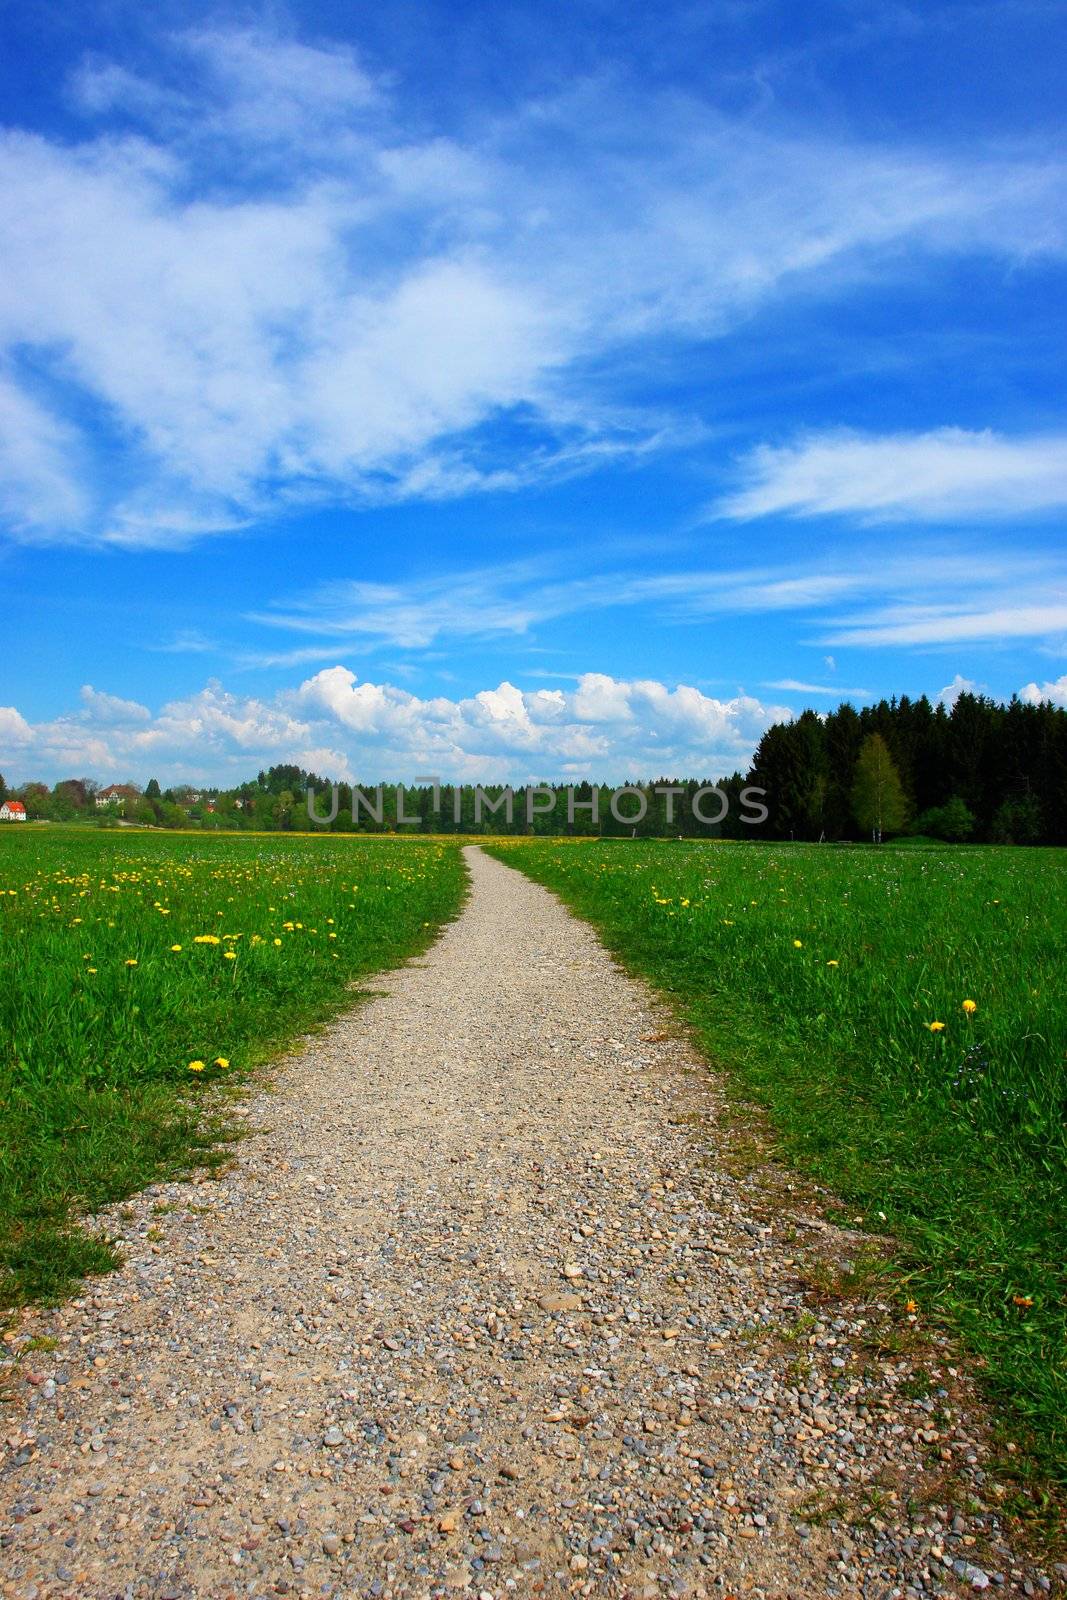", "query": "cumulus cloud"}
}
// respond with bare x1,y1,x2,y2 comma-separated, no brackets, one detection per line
80,685,151,723
937,674,980,706
0,669,788,786
717,428,1067,523
0,706,32,747
1020,674,1067,707
2,26,1066,543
